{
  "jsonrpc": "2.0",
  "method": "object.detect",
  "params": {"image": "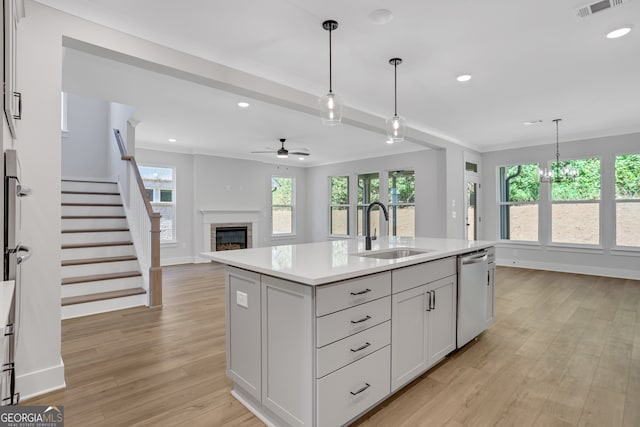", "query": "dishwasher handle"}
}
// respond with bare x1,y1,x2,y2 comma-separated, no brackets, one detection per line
461,252,488,265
